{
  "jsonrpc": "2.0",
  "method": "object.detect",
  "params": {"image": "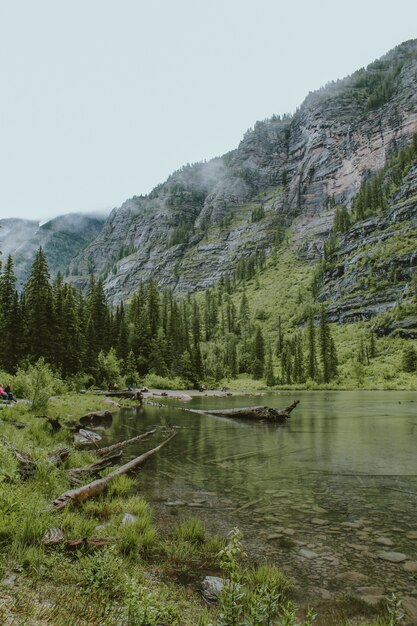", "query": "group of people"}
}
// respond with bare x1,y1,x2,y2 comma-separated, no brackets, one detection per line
0,384,16,402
